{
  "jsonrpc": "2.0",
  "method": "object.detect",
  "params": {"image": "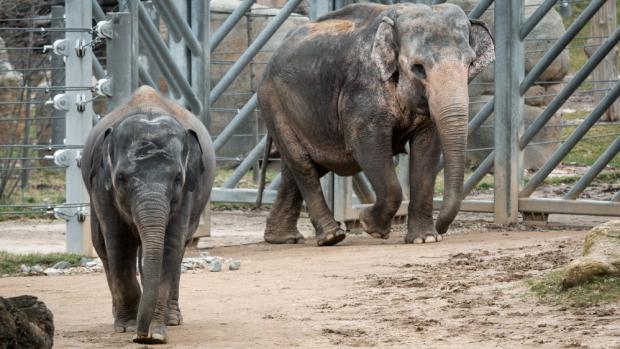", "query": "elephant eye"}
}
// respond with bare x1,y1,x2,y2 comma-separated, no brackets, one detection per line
412,64,426,80
115,173,126,185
